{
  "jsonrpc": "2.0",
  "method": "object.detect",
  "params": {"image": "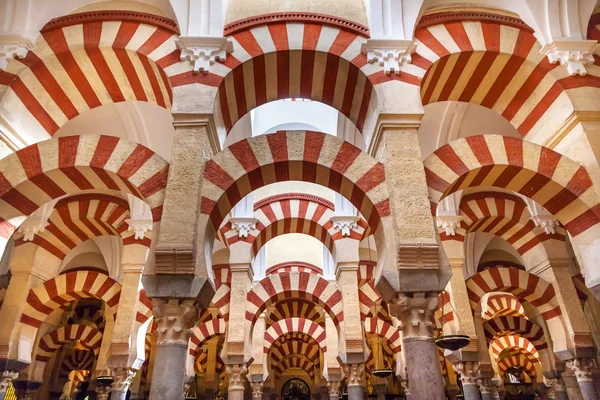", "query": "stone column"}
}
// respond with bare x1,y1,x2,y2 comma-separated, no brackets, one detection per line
342,363,365,400
251,381,263,400
390,293,445,399
110,367,136,400
226,364,248,400
95,385,111,400
567,359,598,400
547,377,569,400
490,384,500,400
453,362,481,400
149,299,199,400
225,261,253,363
478,378,492,400
372,377,387,400
327,380,341,400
